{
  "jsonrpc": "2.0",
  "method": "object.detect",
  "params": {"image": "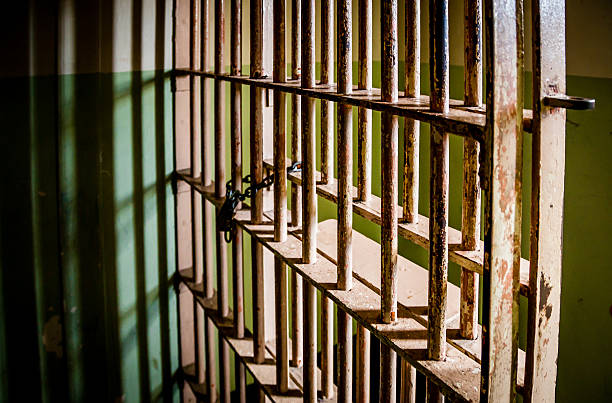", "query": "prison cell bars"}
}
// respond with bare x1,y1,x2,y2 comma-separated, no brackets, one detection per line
172,0,573,401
